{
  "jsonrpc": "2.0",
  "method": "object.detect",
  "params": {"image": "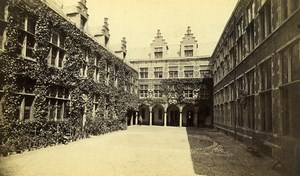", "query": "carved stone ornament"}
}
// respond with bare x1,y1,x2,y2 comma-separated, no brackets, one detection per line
167,91,178,105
